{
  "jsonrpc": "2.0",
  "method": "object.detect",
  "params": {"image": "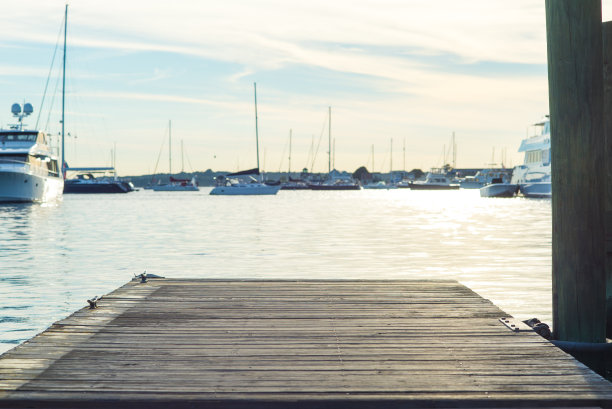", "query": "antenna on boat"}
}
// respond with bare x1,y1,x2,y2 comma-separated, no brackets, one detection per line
61,4,68,177
254,83,260,171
